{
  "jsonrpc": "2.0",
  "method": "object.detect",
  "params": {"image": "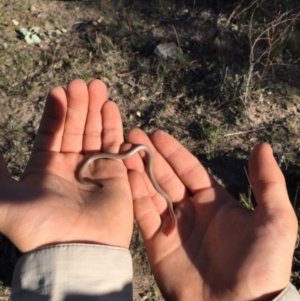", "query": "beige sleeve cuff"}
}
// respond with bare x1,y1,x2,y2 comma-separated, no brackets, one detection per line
273,283,300,301
11,244,133,301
